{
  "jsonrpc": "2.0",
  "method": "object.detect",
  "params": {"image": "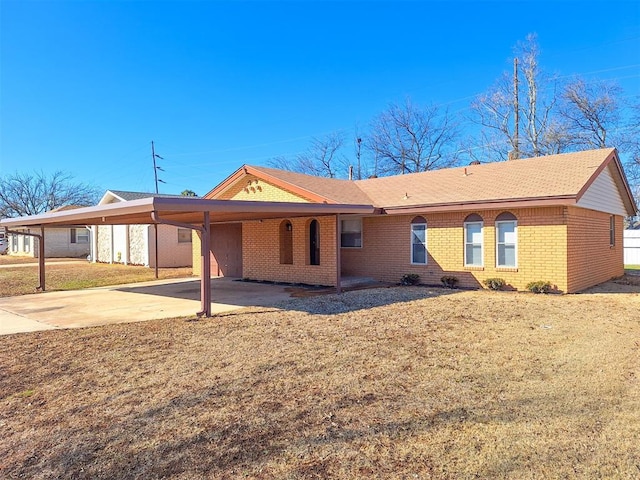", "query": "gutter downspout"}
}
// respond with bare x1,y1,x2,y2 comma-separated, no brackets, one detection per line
7,228,46,291
151,211,211,317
